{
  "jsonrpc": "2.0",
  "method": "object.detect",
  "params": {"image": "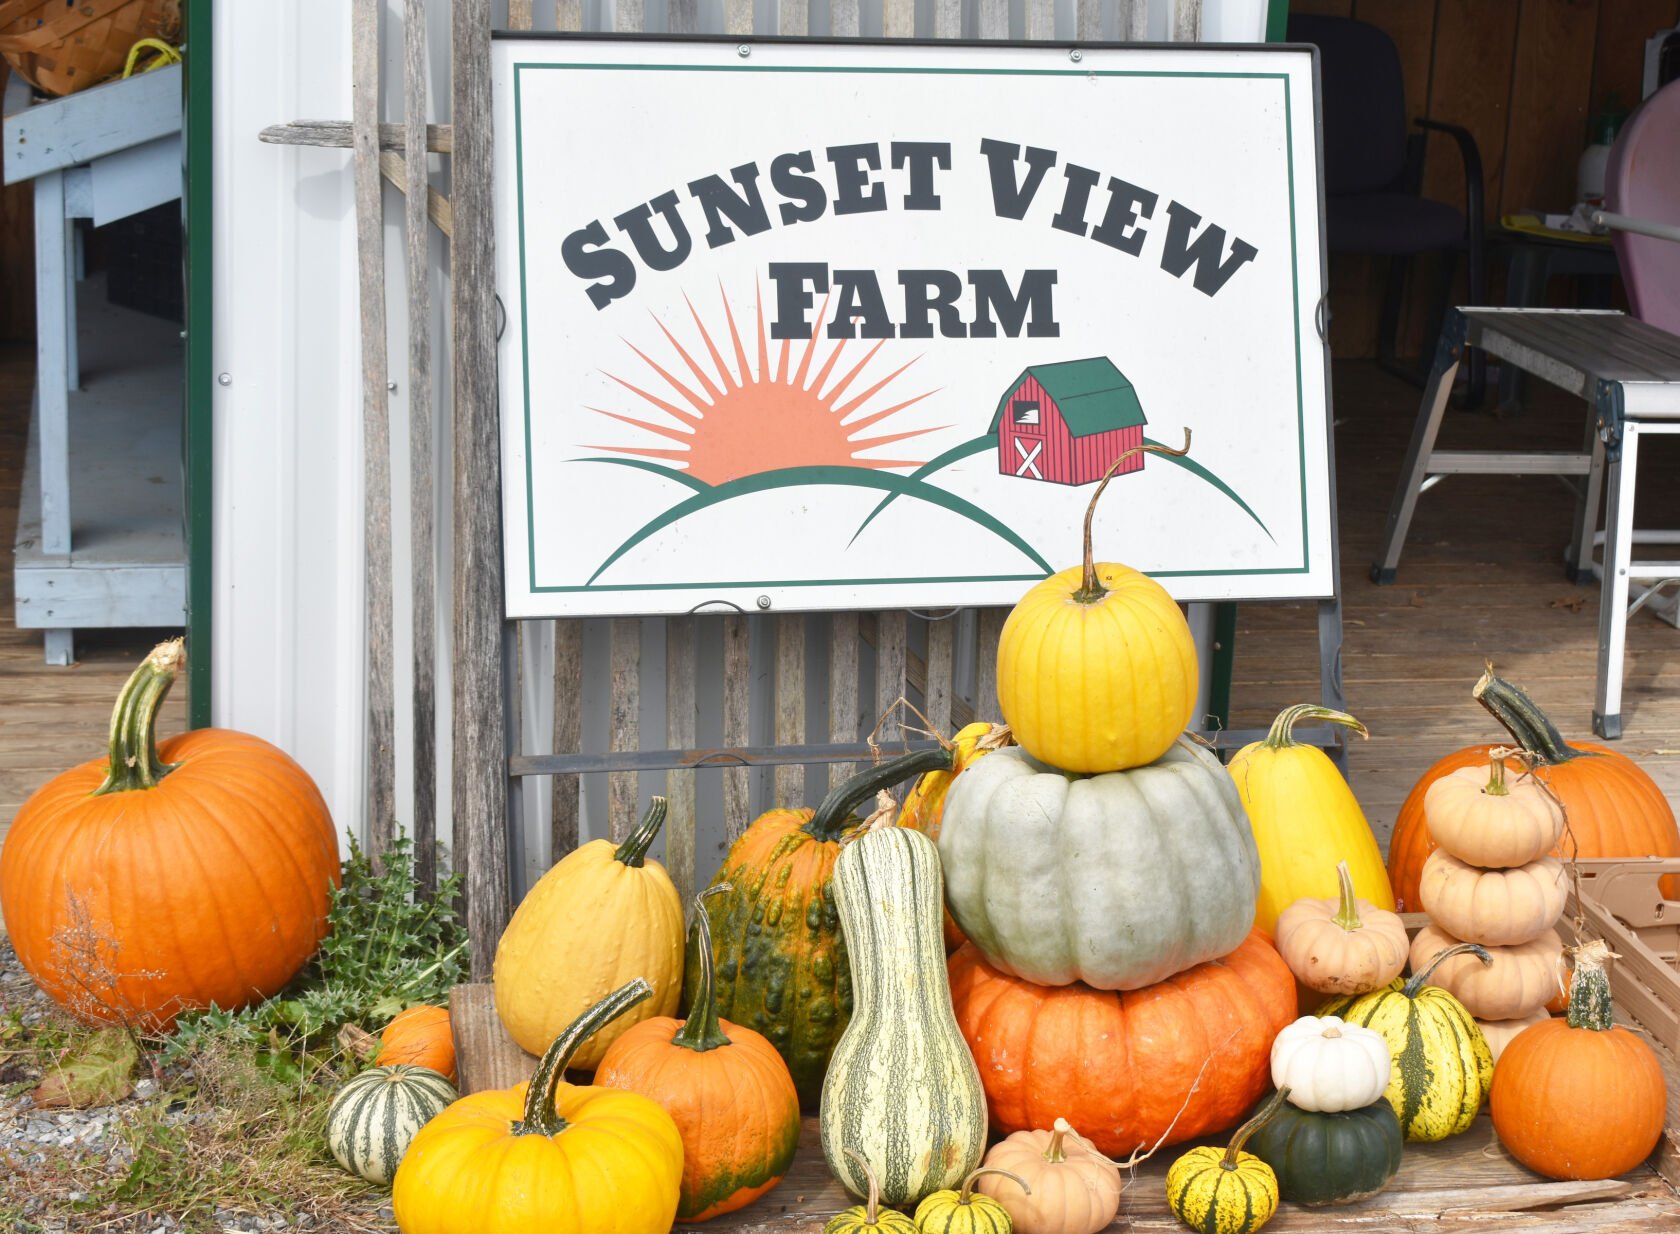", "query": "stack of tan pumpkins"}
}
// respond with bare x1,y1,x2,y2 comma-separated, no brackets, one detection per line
1412,753,1568,1060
